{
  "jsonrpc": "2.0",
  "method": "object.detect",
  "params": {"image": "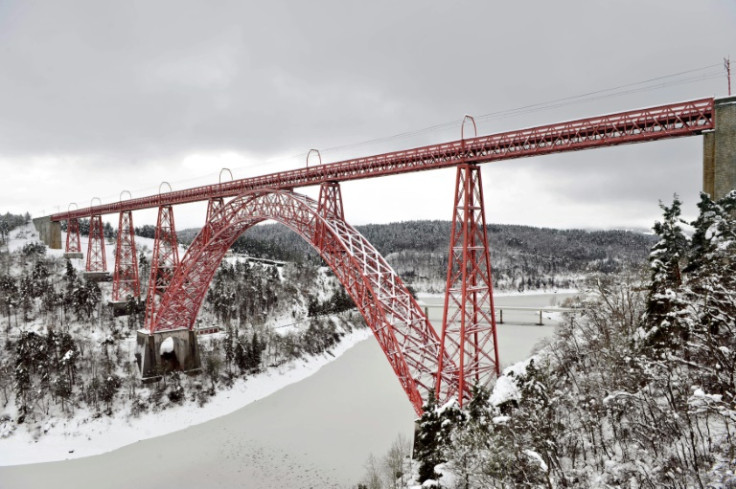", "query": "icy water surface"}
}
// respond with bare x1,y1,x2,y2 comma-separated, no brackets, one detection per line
0,292,579,488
